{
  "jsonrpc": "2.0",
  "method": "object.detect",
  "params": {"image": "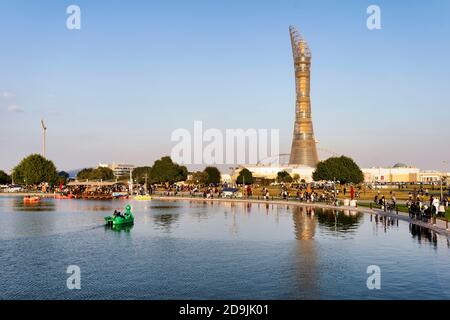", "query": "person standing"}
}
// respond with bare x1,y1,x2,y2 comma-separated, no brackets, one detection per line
432,196,440,216
391,193,397,207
